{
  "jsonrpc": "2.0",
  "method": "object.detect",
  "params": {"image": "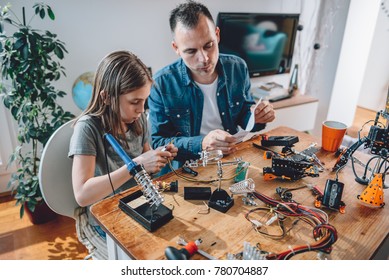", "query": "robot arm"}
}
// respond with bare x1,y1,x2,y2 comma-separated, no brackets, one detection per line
332,136,368,172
